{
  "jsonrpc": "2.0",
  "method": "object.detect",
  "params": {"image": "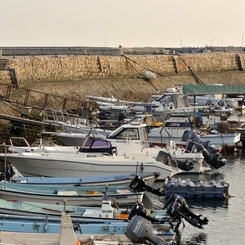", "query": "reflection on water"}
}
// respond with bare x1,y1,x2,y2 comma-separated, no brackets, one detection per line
176,231,208,245
186,198,228,209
